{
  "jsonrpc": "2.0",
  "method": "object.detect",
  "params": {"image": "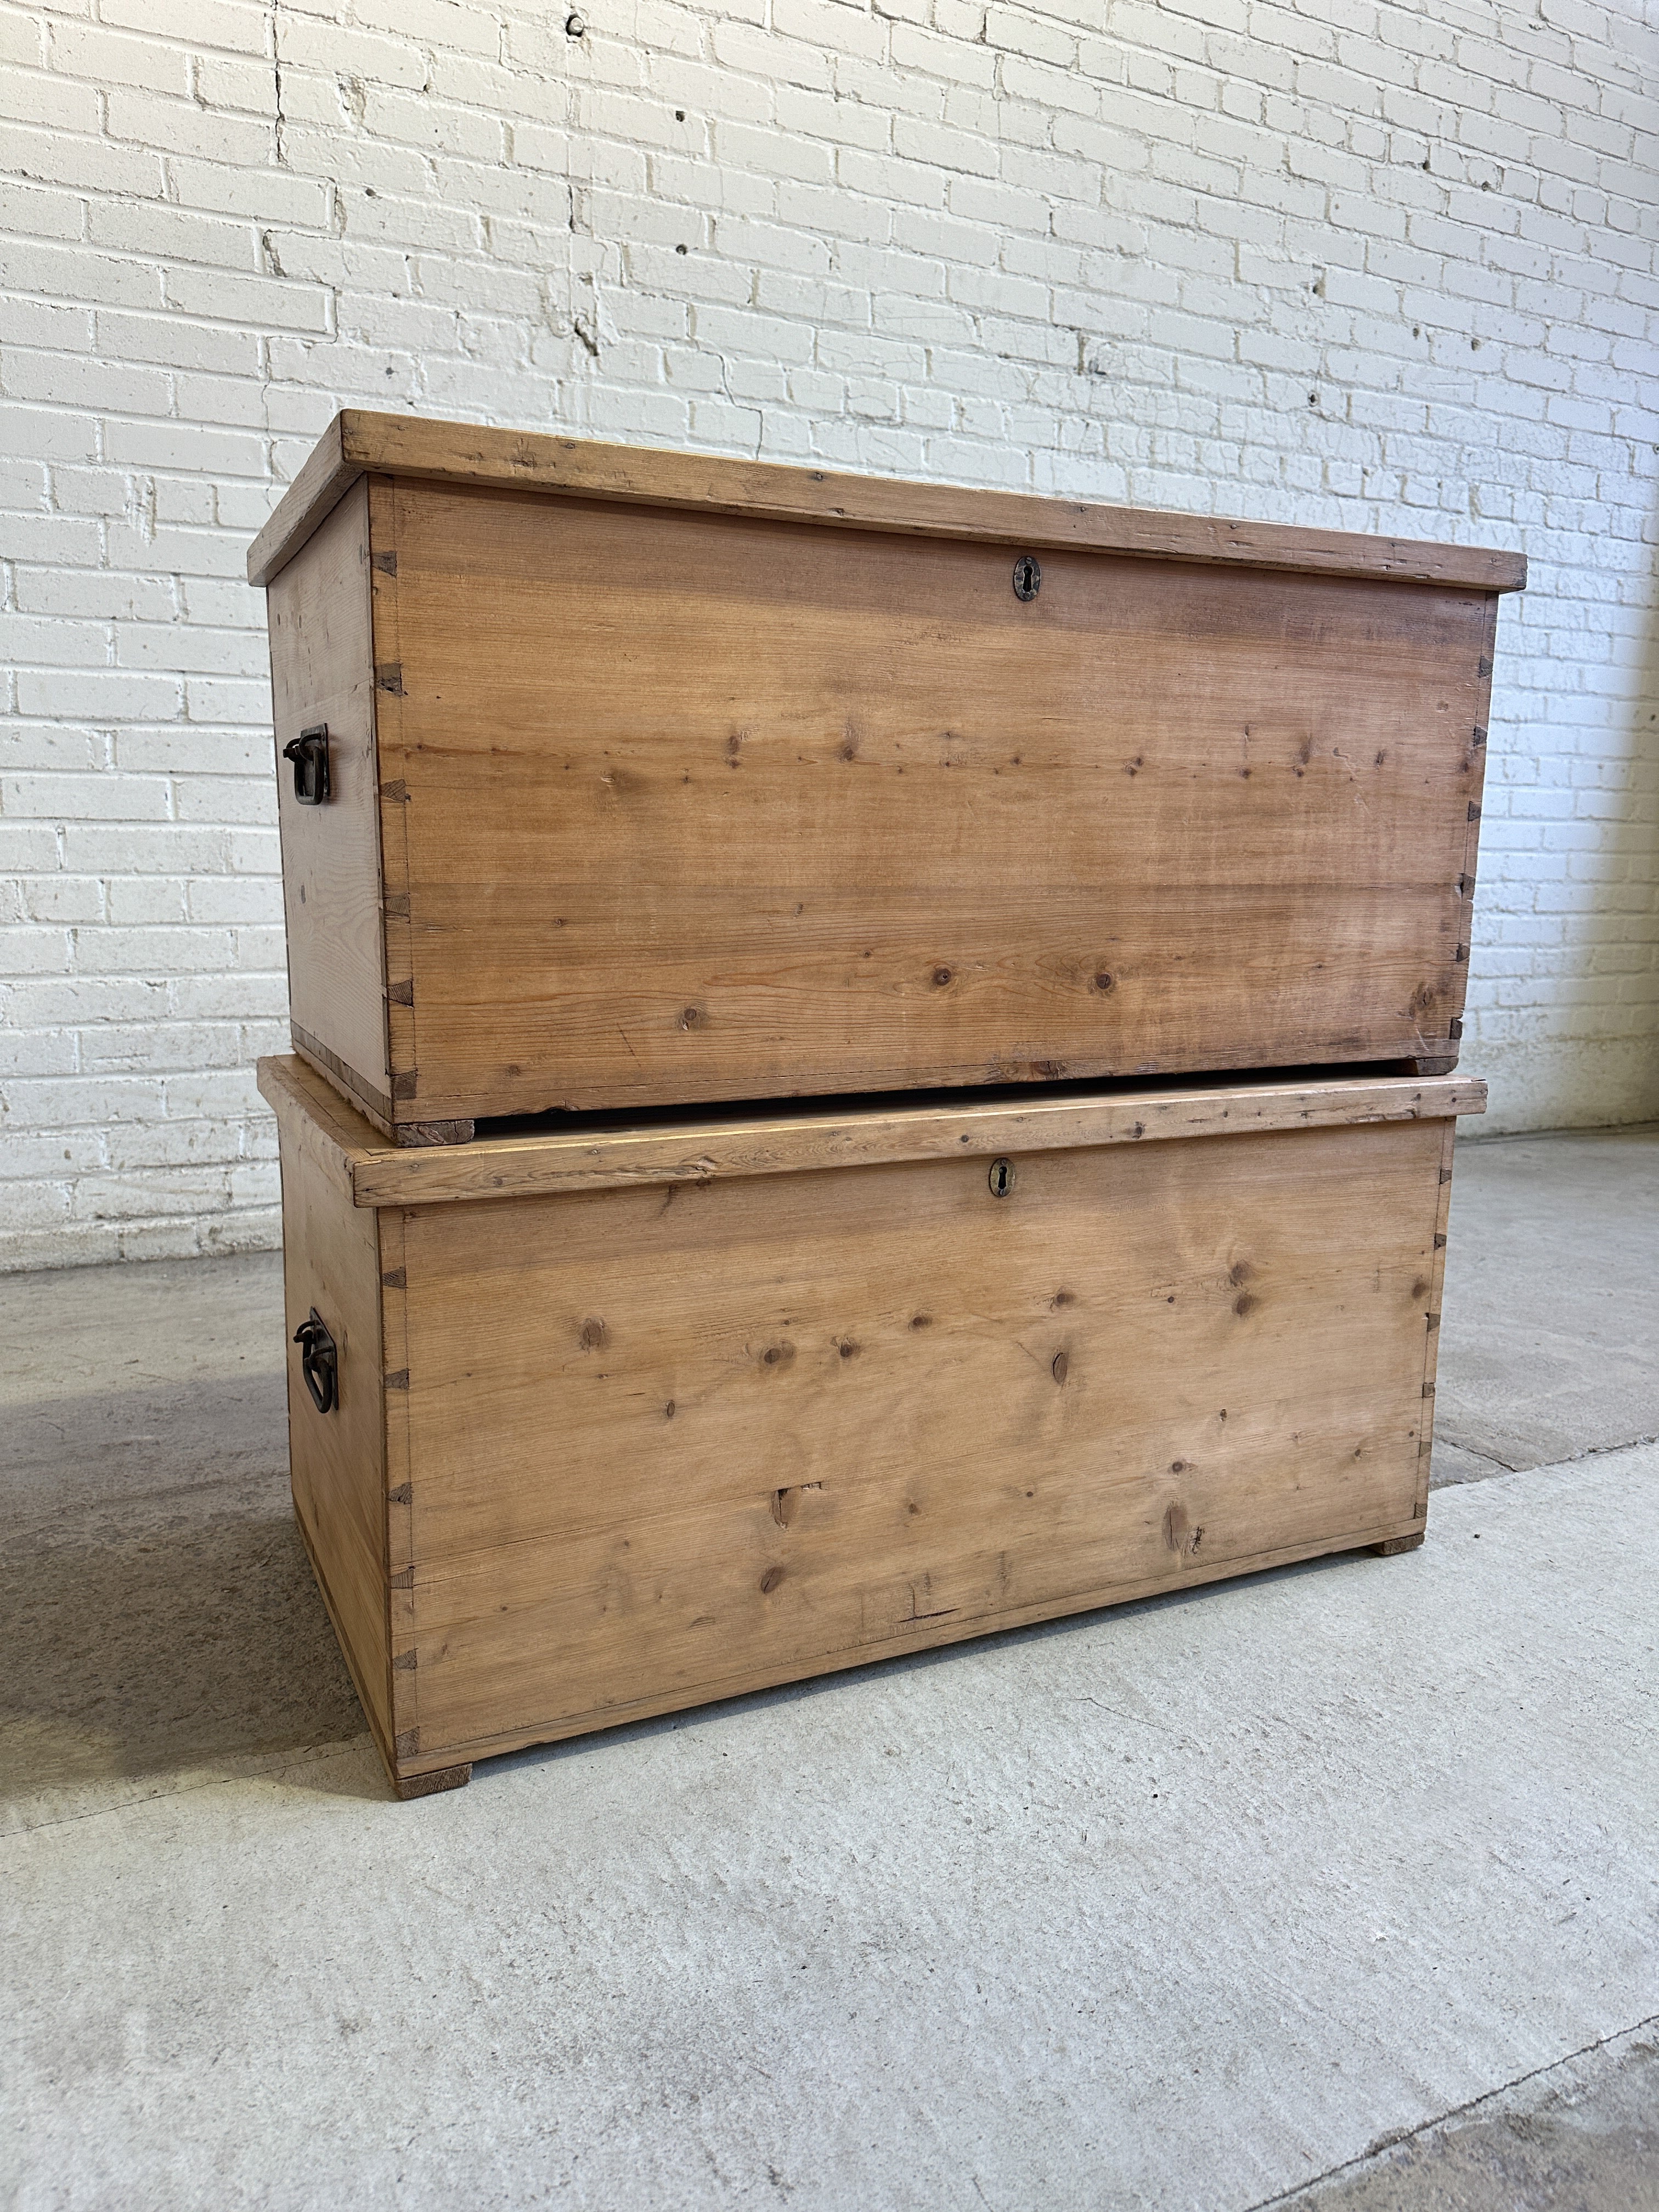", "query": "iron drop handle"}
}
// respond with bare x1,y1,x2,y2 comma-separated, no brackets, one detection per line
294,1308,337,1414
282,724,330,805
